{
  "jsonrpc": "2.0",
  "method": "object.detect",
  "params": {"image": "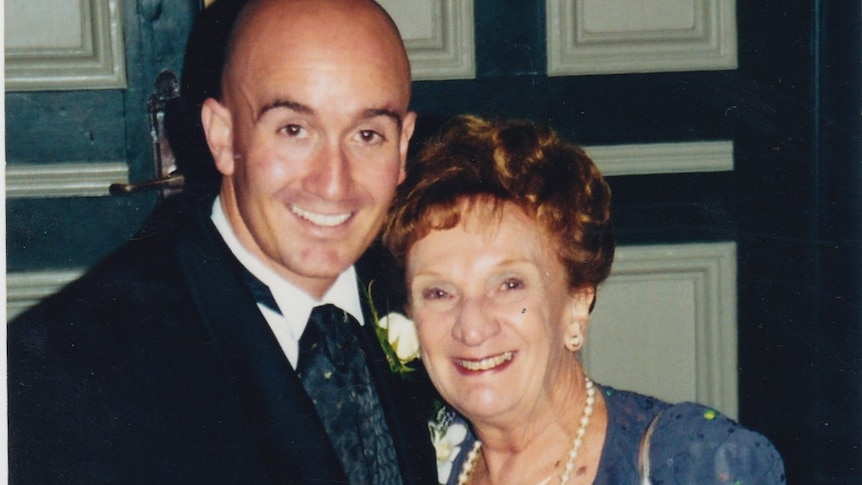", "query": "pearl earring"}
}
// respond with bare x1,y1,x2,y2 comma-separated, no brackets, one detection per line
569,335,582,351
